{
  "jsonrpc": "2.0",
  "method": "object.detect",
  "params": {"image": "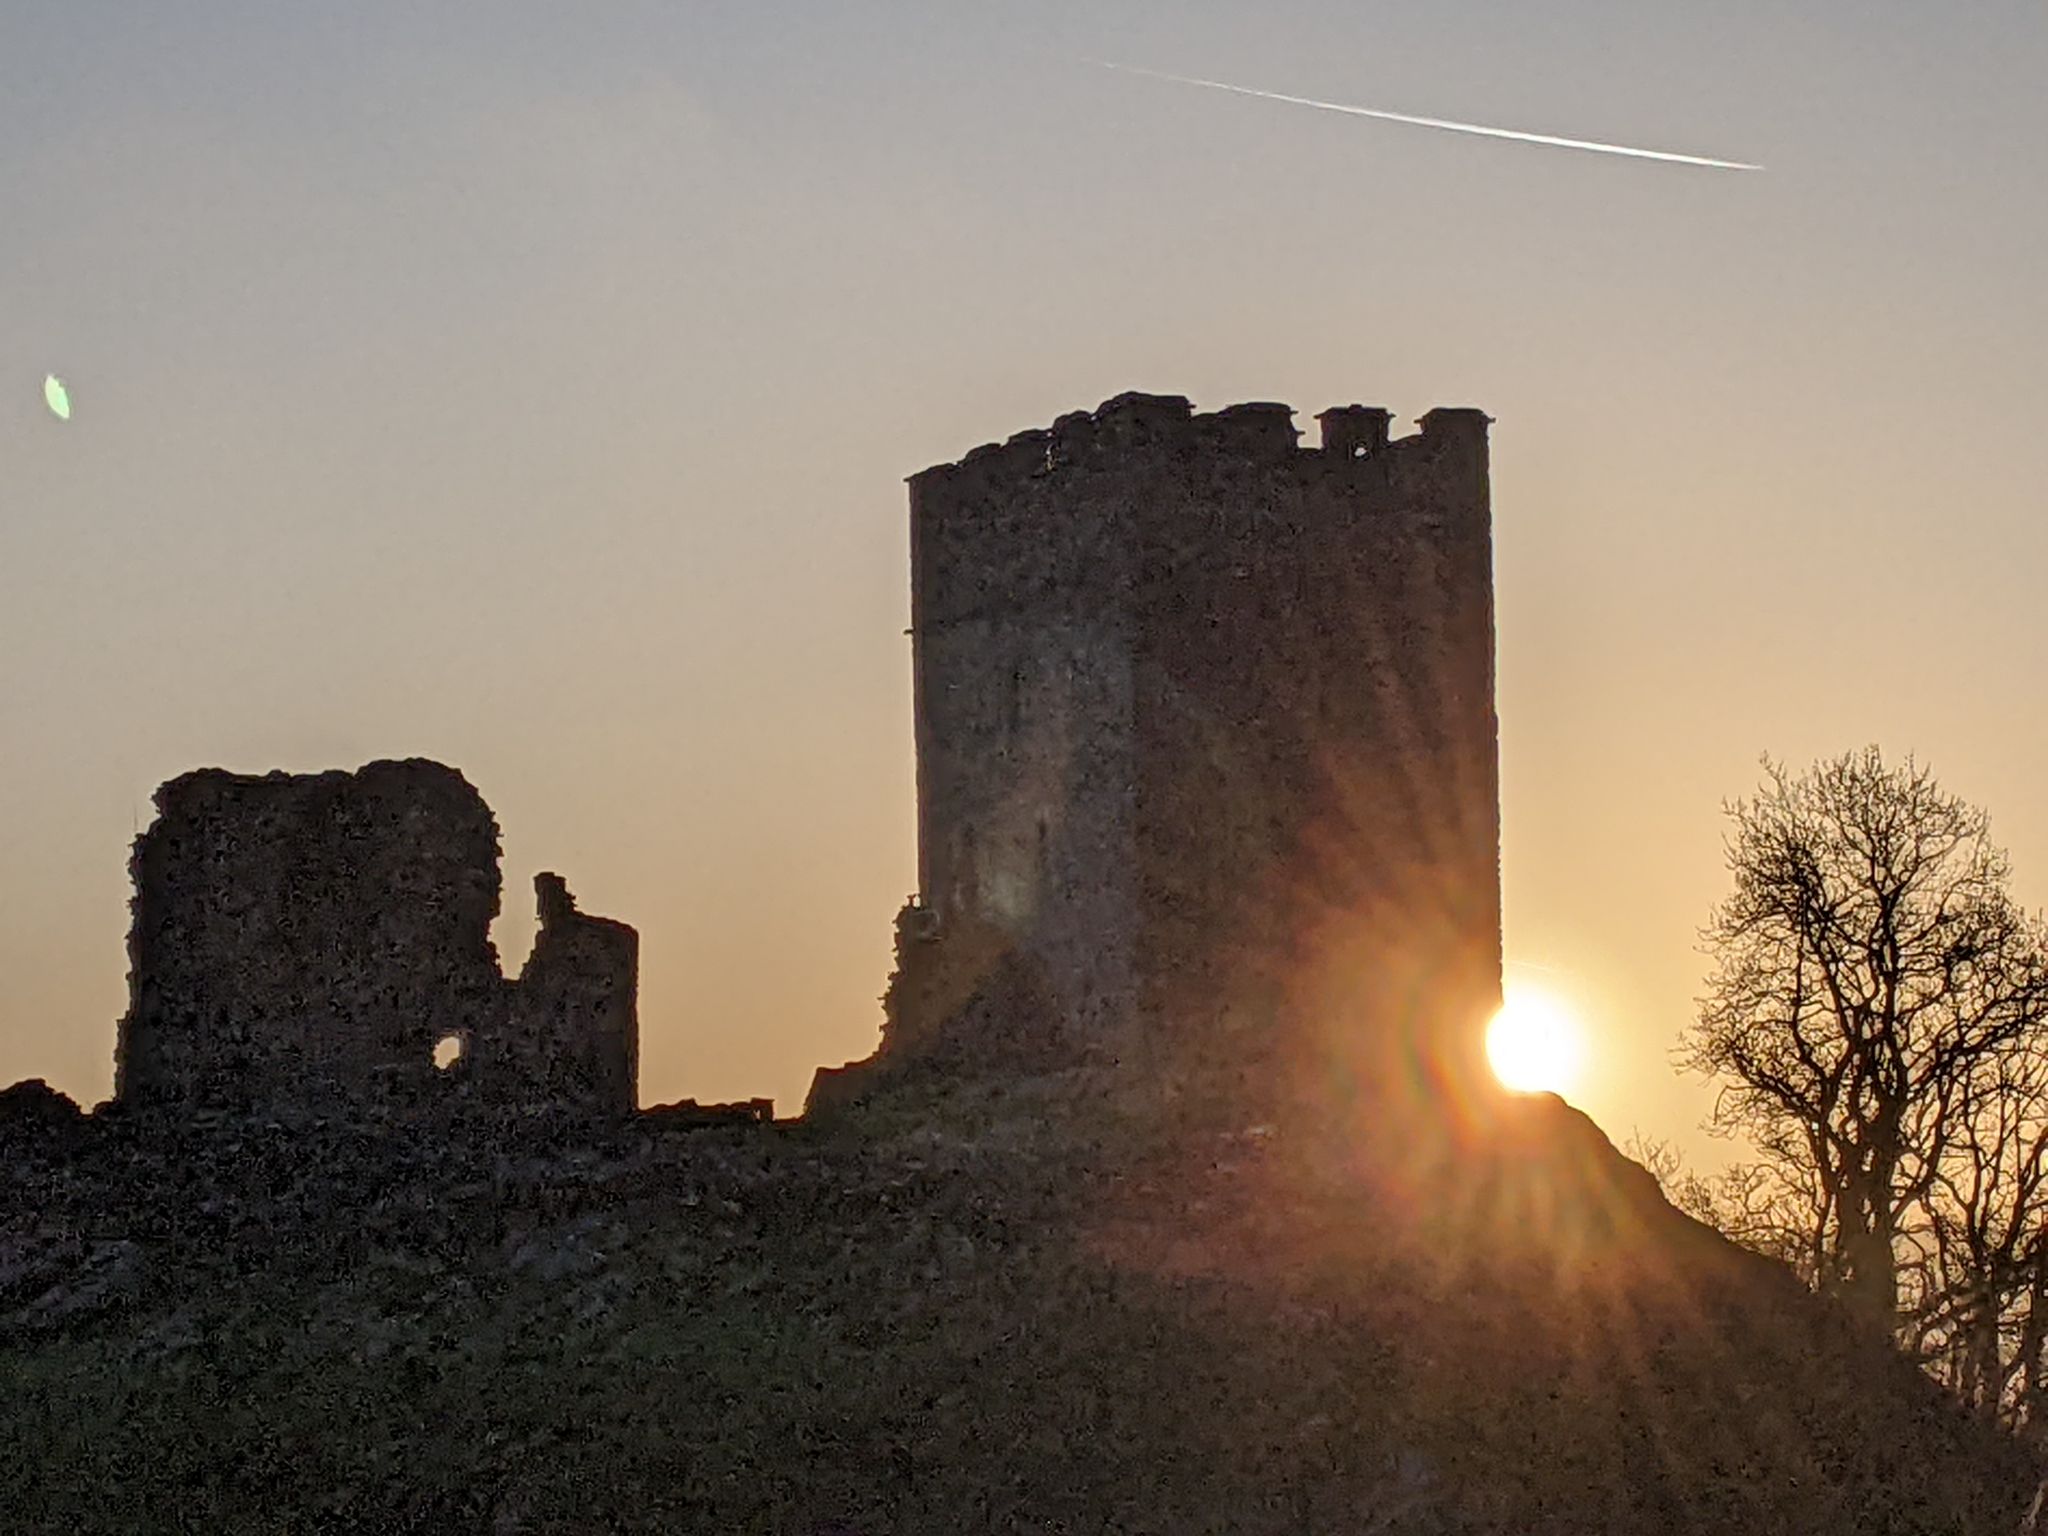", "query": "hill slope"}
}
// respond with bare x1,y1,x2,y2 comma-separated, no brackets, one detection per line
0,1074,2031,1534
